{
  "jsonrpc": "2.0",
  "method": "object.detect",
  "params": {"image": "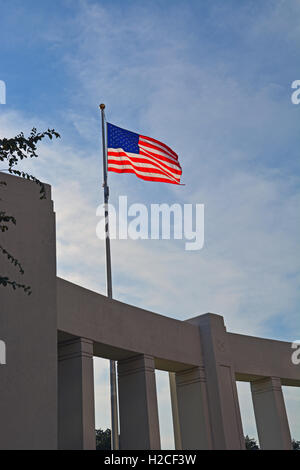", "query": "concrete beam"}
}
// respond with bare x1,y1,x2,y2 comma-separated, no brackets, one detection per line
229,333,300,387
57,277,203,371
57,278,300,385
